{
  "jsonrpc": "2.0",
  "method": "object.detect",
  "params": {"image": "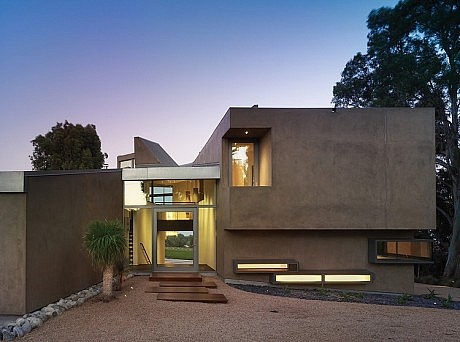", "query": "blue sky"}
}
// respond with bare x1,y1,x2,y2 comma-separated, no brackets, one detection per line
0,0,399,170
